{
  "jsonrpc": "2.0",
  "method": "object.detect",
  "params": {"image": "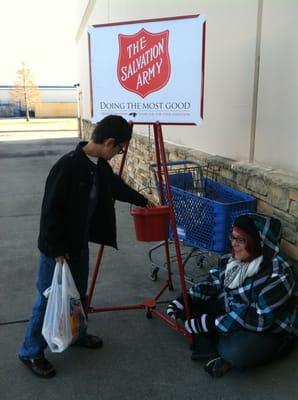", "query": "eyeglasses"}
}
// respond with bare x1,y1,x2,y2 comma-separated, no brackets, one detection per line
117,144,126,154
229,234,246,245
